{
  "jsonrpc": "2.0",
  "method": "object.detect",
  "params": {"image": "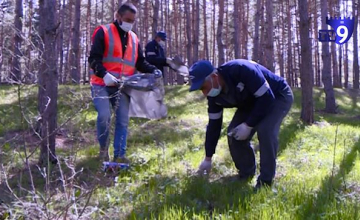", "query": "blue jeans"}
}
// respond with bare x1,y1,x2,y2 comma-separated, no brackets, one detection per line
91,85,130,159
